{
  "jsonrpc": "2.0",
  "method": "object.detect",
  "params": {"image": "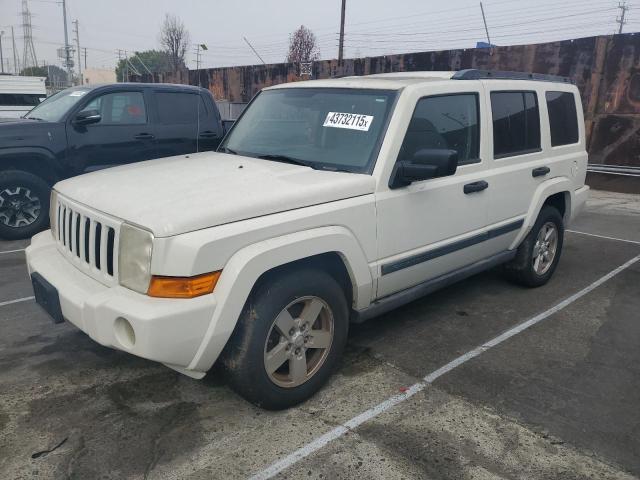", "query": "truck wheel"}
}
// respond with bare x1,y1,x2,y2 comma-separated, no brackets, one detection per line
503,205,564,288
222,267,349,409
0,170,51,240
